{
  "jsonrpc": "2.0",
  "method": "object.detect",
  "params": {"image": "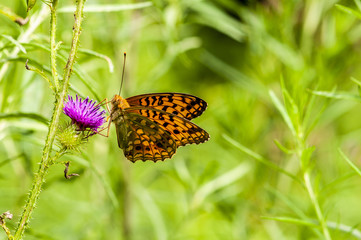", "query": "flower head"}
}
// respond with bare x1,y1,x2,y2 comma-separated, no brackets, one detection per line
63,95,106,131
